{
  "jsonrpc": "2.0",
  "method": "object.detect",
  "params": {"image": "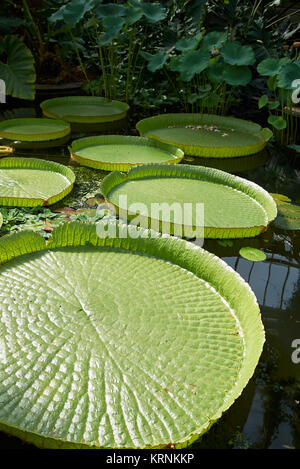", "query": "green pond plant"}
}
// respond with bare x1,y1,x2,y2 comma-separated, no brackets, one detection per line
0,157,75,207
40,96,129,124
136,114,273,157
69,135,184,171
0,118,70,142
0,35,36,100
257,56,300,146
101,163,277,239
48,0,169,101
0,221,265,448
